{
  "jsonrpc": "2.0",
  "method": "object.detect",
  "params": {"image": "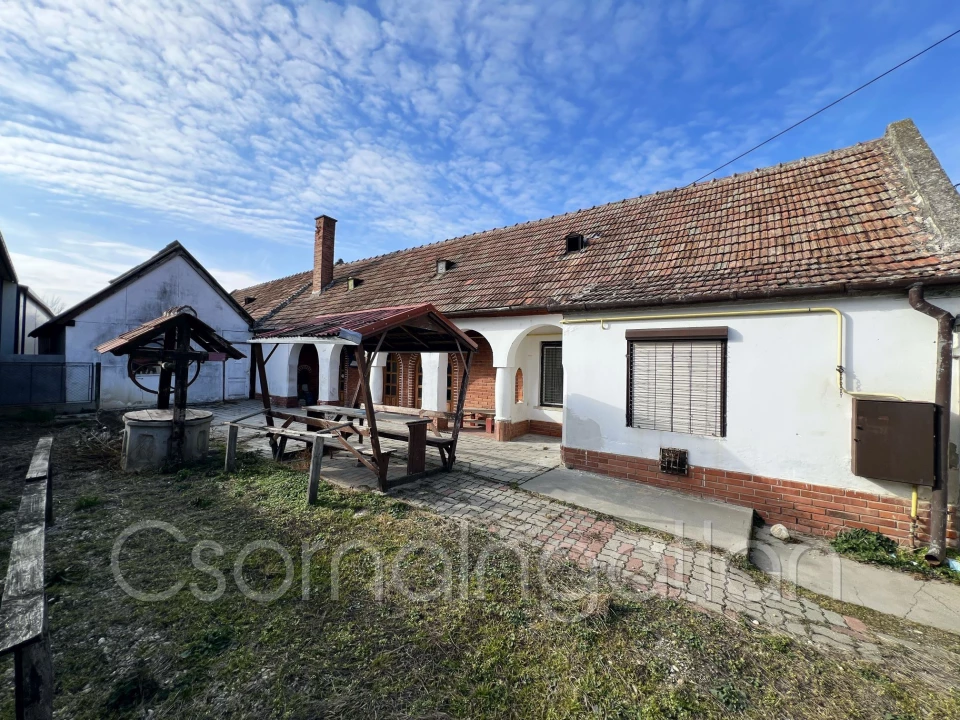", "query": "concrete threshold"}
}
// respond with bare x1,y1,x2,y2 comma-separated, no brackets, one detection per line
520,467,754,554
752,527,960,635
